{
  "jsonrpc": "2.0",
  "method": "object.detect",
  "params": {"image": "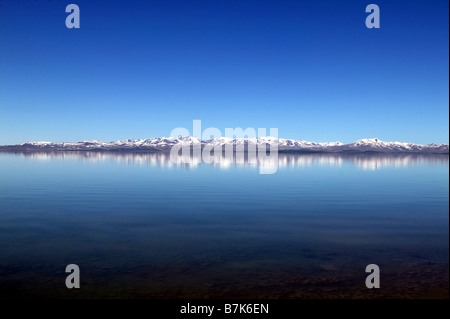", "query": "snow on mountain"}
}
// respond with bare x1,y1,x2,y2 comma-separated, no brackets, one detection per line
2,137,448,153
343,138,449,153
